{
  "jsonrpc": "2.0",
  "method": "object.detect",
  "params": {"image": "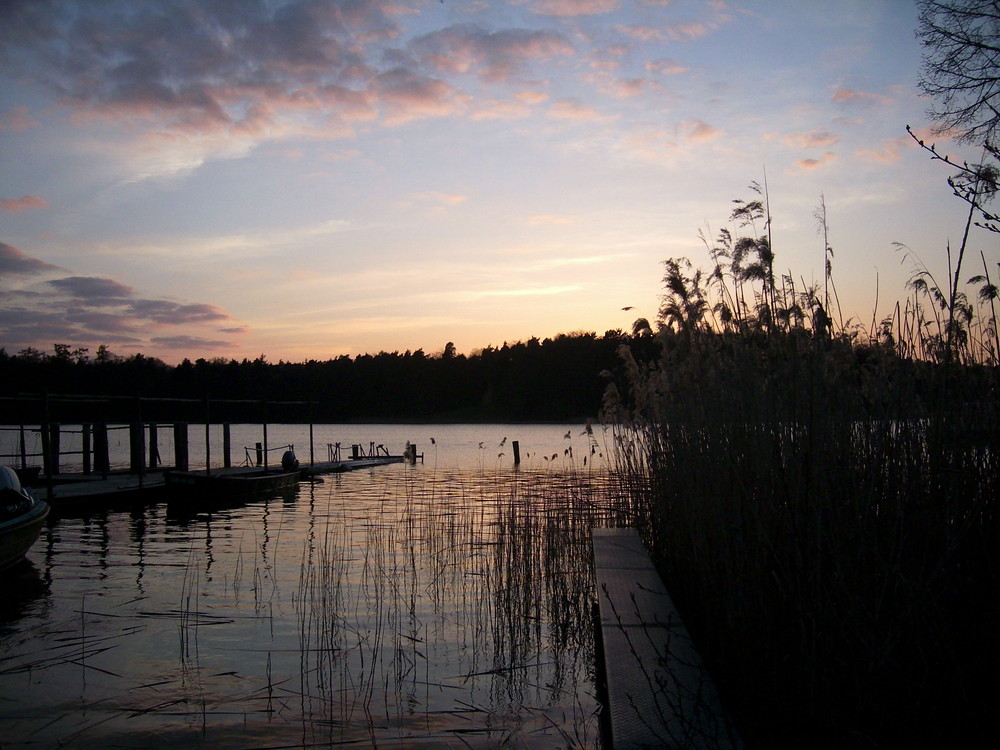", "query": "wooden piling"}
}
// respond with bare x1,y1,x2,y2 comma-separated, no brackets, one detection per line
82,423,92,474
94,423,110,474
512,440,520,465
148,423,158,468
256,442,264,467
223,423,231,468
129,422,145,475
43,423,59,476
174,422,189,471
